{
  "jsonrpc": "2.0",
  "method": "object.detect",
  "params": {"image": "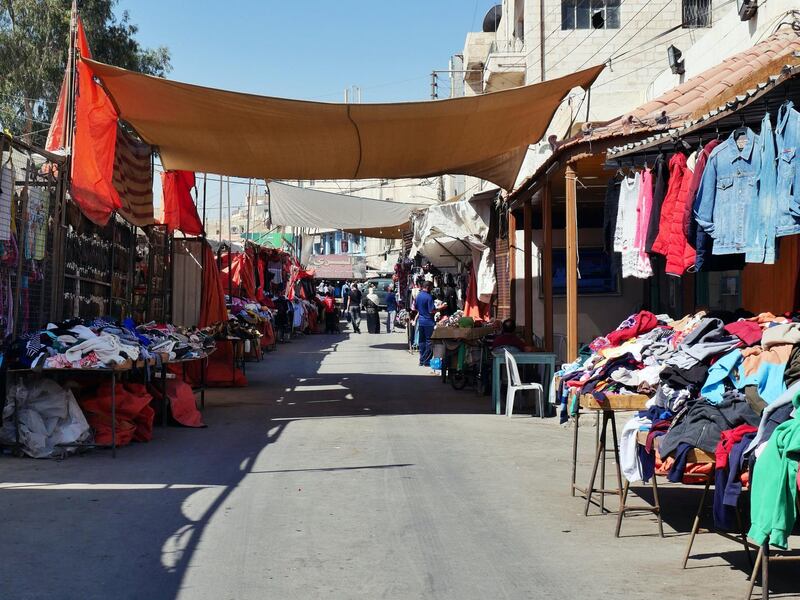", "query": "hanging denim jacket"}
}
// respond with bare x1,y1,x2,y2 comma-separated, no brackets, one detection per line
745,112,777,264
775,101,800,237
694,128,763,258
